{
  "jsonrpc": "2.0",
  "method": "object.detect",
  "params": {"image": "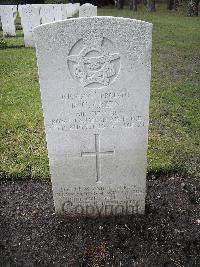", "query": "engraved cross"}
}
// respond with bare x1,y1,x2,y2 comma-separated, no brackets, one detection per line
81,134,114,183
